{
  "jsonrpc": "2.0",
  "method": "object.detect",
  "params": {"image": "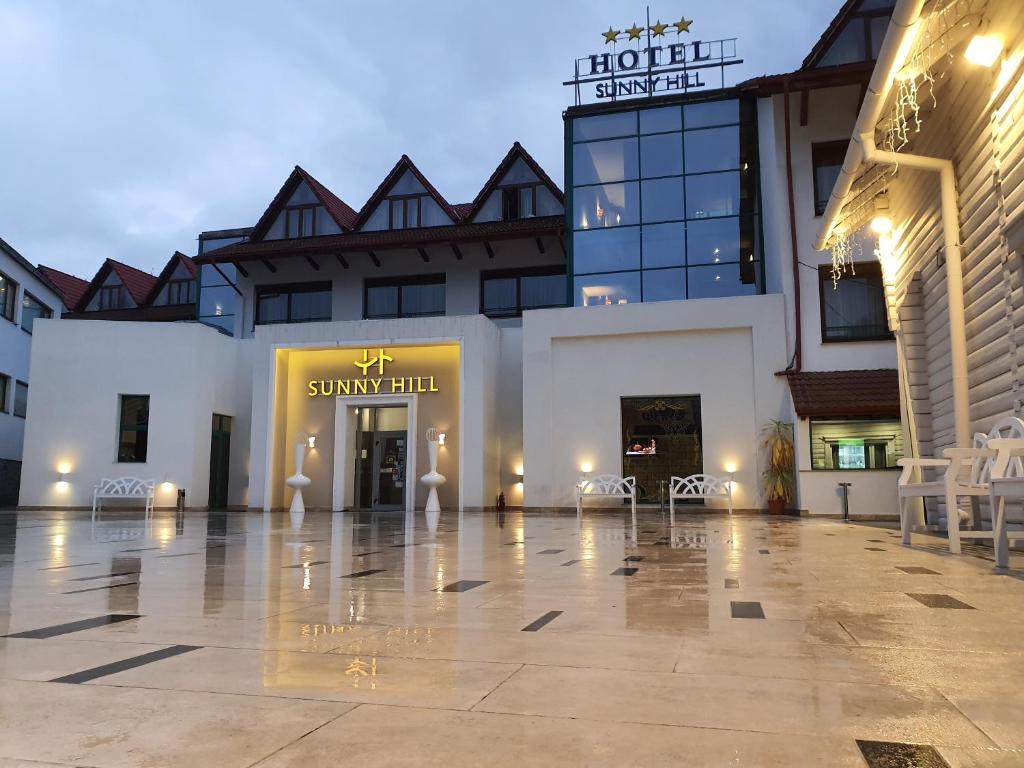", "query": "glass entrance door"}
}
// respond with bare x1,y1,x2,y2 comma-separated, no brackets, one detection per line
373,431,407,510
621,396,702,503
354,406,409,511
